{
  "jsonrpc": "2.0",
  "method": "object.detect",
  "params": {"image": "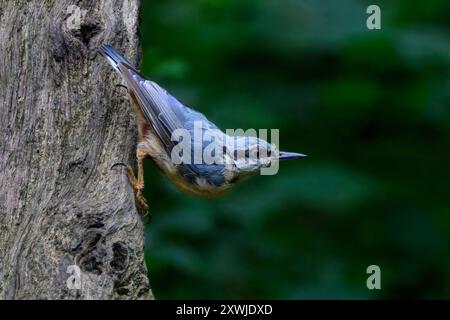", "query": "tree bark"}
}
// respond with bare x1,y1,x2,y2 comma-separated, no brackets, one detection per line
0,0,152,299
